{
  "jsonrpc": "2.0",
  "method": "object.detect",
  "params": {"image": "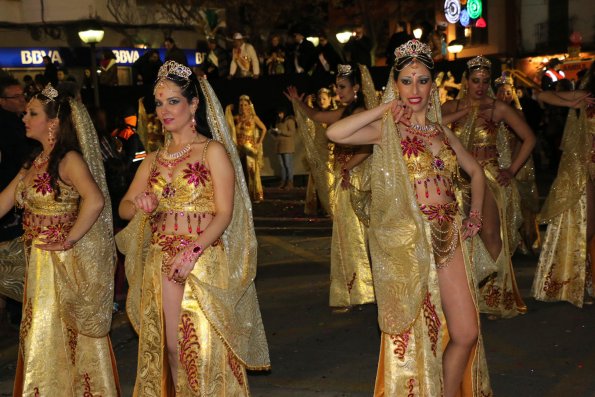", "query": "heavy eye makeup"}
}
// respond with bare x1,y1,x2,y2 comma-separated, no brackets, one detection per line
399,75,431,85
155,97,181,107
